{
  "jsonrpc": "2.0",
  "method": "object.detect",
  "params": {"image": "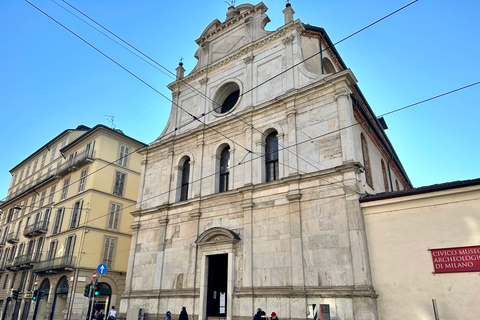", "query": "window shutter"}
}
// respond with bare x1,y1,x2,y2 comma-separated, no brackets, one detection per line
113,204,120,230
